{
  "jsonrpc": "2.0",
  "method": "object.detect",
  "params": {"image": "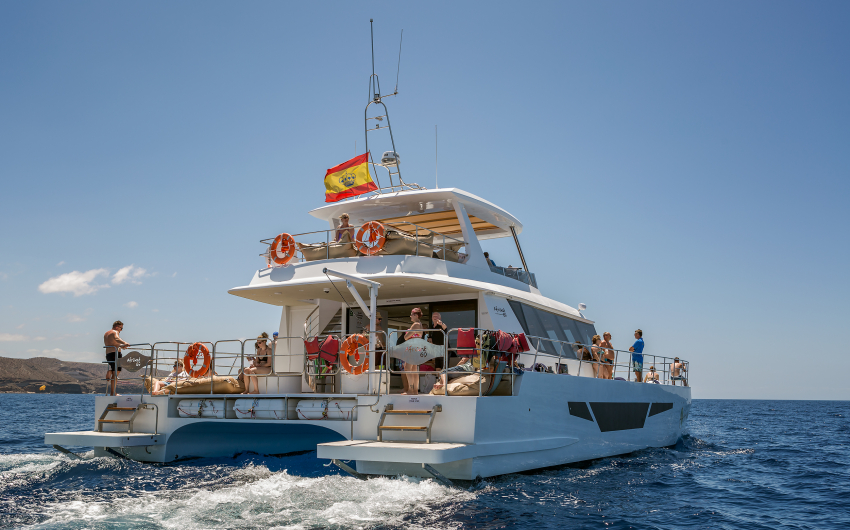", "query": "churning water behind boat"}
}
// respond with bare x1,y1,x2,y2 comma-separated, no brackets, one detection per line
1,394,848,529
